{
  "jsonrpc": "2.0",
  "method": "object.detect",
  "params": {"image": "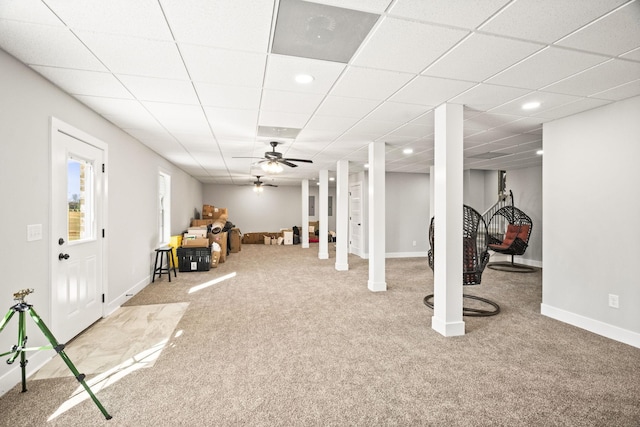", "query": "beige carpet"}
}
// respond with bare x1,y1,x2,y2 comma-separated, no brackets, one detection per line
0,244,638,426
